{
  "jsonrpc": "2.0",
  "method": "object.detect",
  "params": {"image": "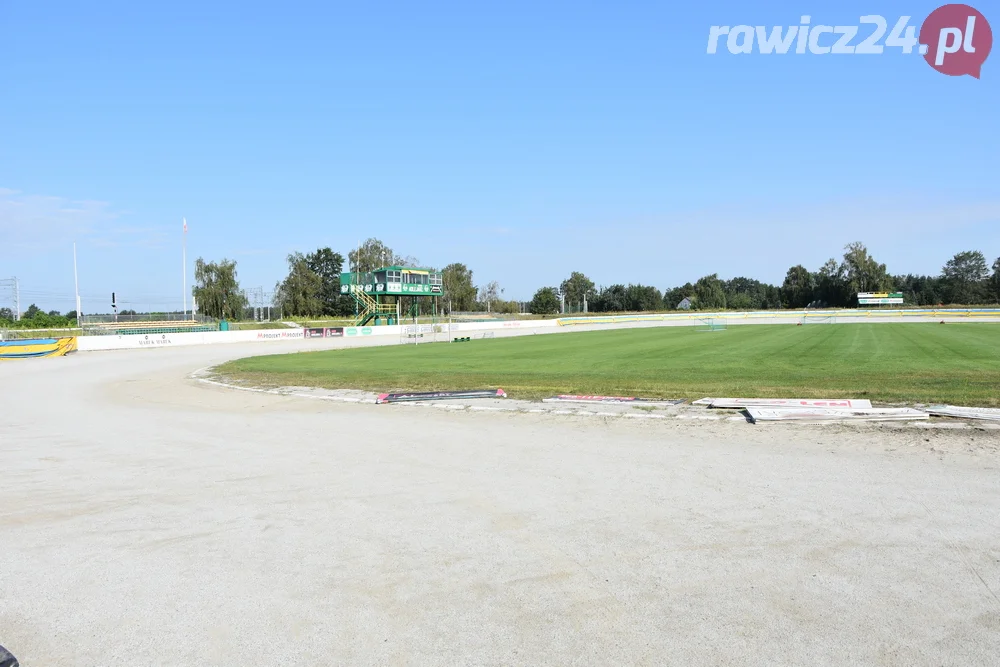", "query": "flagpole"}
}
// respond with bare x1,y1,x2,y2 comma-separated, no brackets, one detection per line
182,218,187,319
73,242,82,321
